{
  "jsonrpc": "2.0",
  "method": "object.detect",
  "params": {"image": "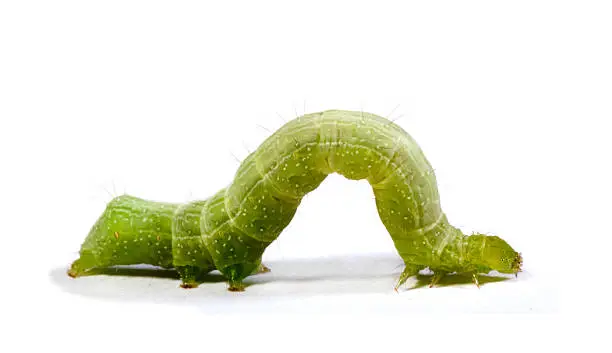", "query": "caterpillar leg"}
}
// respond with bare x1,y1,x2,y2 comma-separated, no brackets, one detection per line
223,263,270,291
177,266,205,289
228,282,245,291
472,273,480,288
429,271,447,288
227,271,246,292
257,264,271,274
221,260,270,291
394,264,421,292
223,263,258,292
